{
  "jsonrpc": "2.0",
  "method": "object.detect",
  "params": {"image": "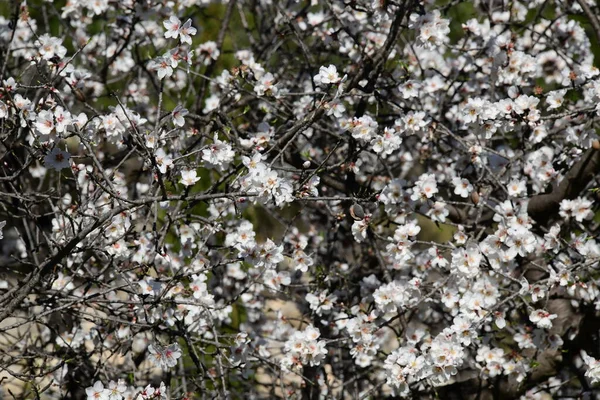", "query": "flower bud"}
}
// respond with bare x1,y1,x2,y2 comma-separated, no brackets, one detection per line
471,191,480,205
302,161,311,168
349,204,365,221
